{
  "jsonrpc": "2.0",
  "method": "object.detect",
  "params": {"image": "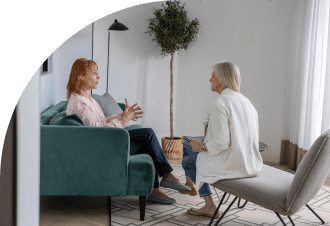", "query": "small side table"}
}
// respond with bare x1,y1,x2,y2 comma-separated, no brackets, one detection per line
259,142,268,152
